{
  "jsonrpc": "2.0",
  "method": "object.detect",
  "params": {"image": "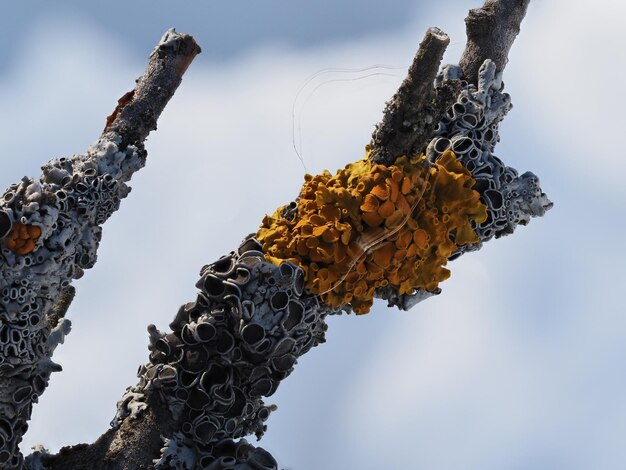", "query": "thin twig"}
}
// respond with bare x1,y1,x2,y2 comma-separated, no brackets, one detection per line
103,28,201,148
